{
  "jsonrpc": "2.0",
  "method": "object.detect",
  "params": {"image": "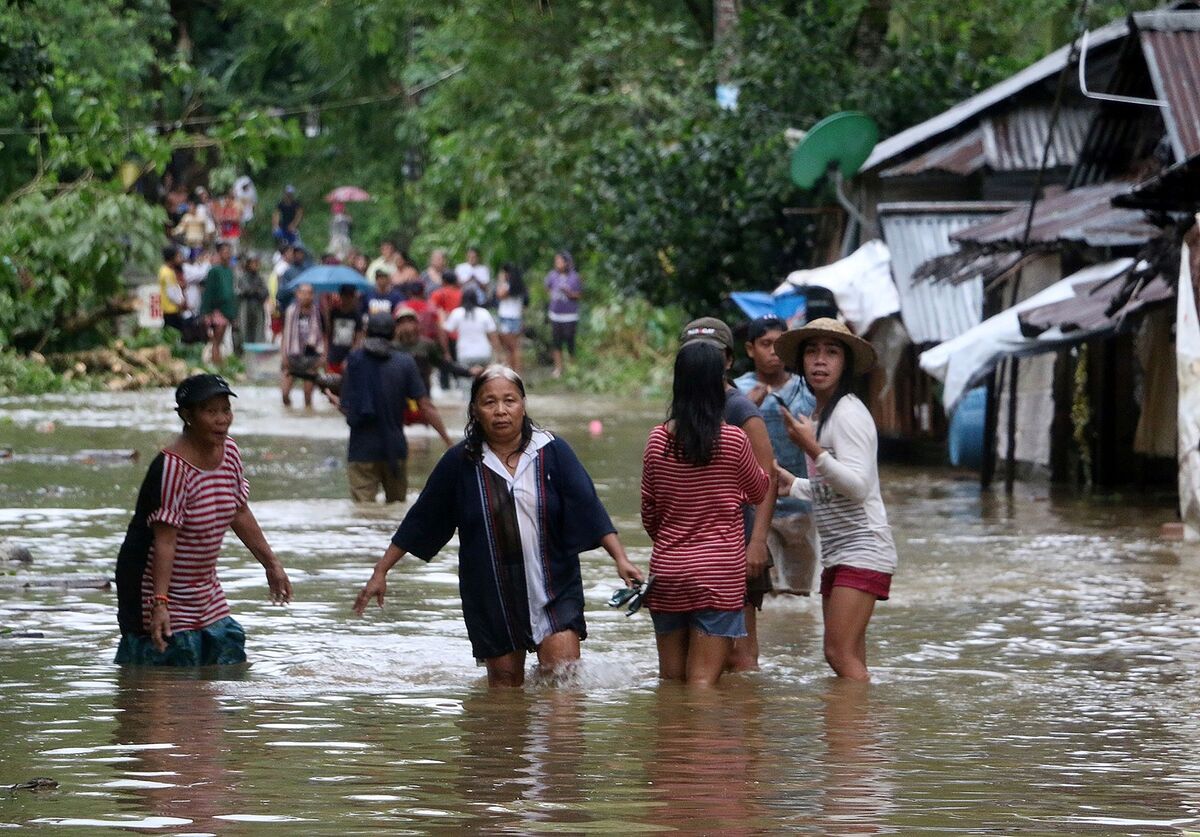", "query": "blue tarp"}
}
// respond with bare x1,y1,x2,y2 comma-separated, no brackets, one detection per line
729,290,807,325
